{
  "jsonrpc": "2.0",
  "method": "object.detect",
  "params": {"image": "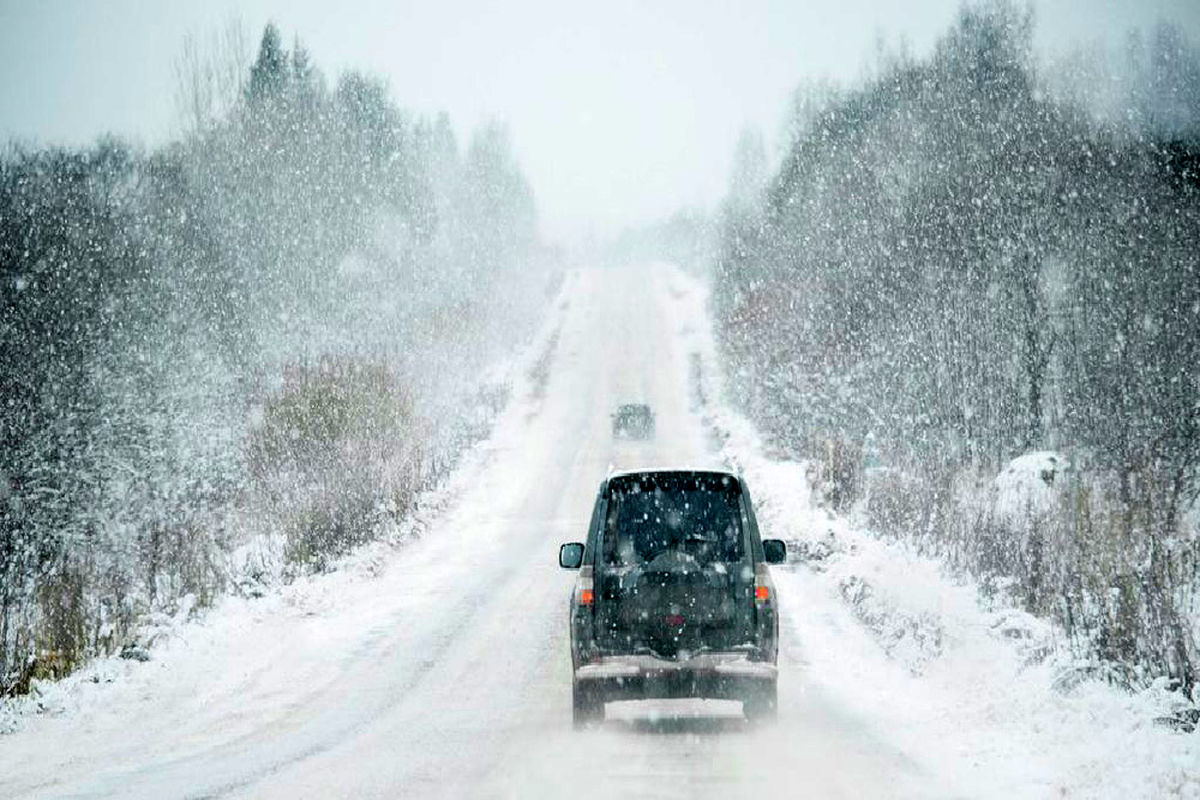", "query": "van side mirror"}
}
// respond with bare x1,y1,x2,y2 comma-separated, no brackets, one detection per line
559,542,585,569
763,539,786,564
